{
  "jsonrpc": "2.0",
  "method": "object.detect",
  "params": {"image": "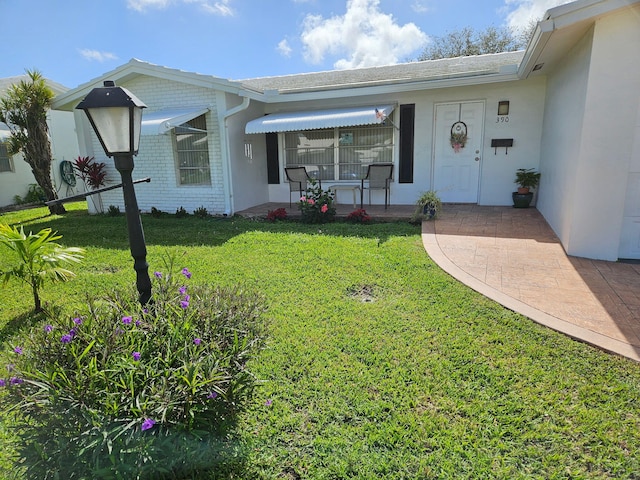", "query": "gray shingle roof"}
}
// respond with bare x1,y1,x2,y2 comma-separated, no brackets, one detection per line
238,51,525,93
